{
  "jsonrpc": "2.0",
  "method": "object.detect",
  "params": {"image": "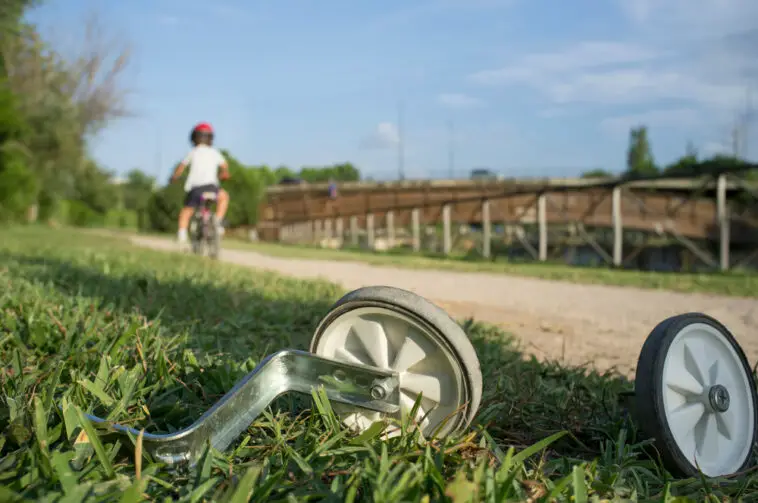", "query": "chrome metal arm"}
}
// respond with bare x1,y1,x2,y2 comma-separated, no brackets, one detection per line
76,350,400,466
